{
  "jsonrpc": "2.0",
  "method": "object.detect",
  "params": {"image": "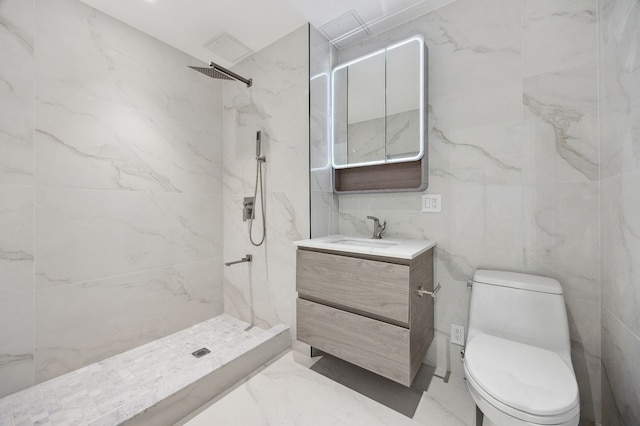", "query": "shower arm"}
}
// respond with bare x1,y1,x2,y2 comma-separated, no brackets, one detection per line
210,62,252,87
